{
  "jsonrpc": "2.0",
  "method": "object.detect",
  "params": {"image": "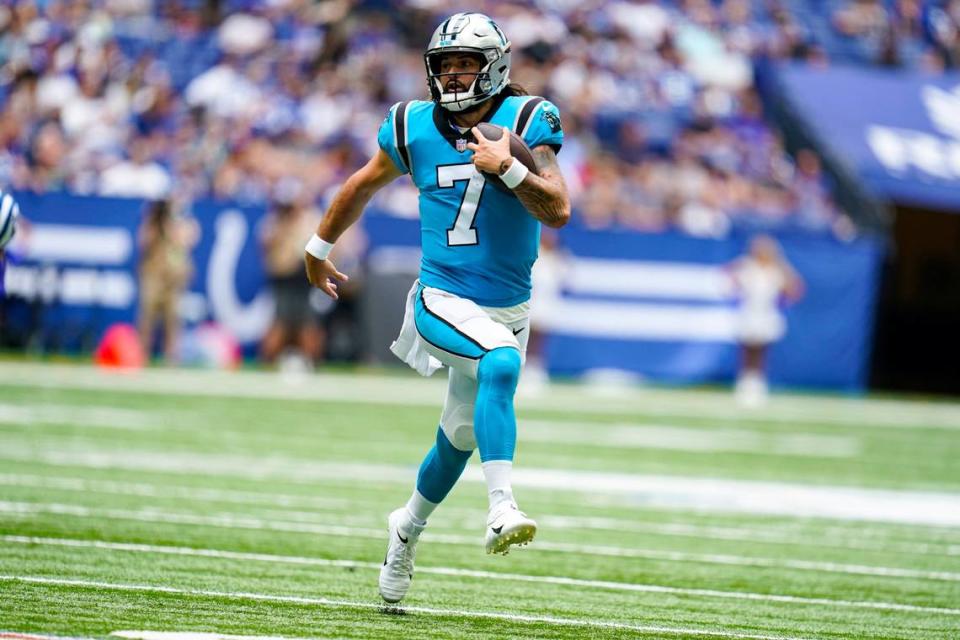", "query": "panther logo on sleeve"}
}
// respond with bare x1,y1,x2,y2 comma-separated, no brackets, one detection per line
542,110,562,134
